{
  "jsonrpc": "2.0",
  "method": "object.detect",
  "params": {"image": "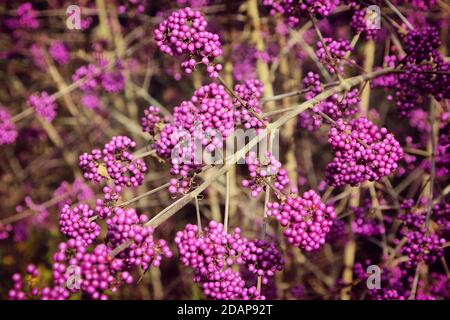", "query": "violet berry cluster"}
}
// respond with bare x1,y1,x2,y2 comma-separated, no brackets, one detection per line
52,240,132,300
263,0,339,27
325,117,403,187
154,8,223,78
243,239,285,285
242,151,290,198
267,190,336,251
49,41,69,65
0,107,18,145
175,221,284,299
79,136,147,188
378,27,450,117
299,72,360,131
5,2,39,30
59,204,100,246
27,91,58,122
151,84,234,195
233,79,267,132
72,58,125,101
140,105,164,137
316,38,352,74
351,201,385,237
106,207,173,271
351,8,379,39
8,264,72,300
